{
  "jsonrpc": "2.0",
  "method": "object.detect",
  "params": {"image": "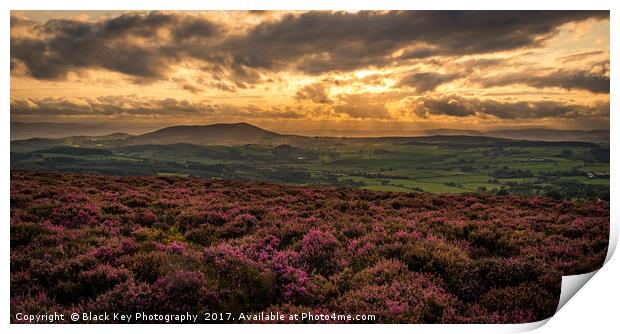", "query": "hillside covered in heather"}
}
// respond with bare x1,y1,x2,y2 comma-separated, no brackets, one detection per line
10,171,608,323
